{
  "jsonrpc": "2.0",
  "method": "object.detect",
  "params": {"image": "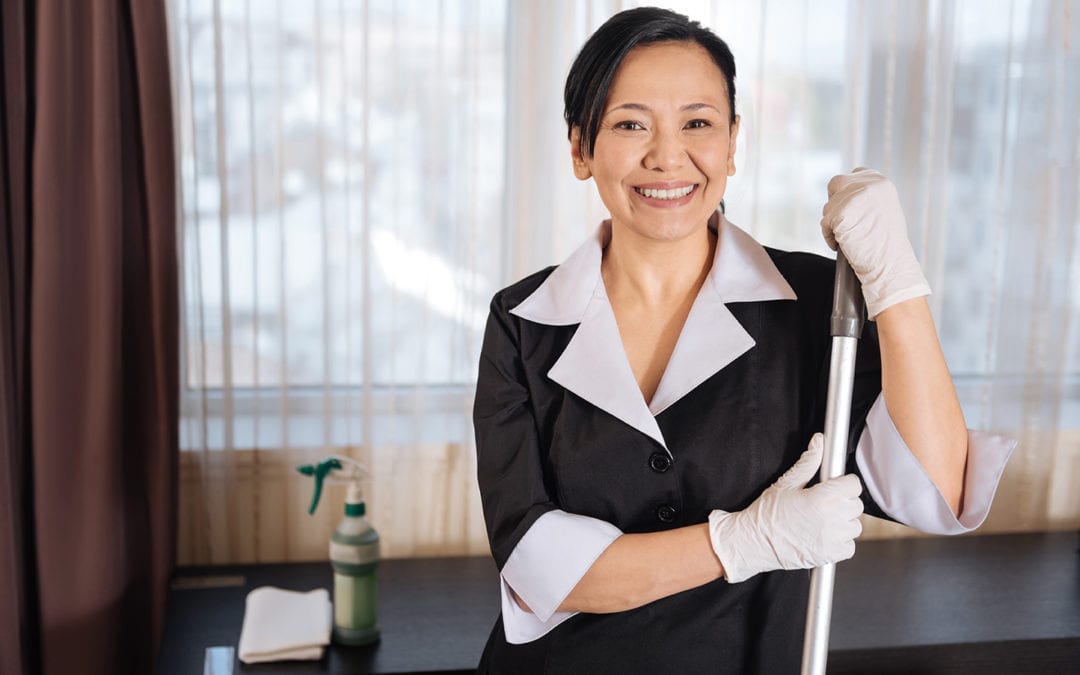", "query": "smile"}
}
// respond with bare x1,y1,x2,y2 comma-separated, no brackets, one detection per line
633,184,697,200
